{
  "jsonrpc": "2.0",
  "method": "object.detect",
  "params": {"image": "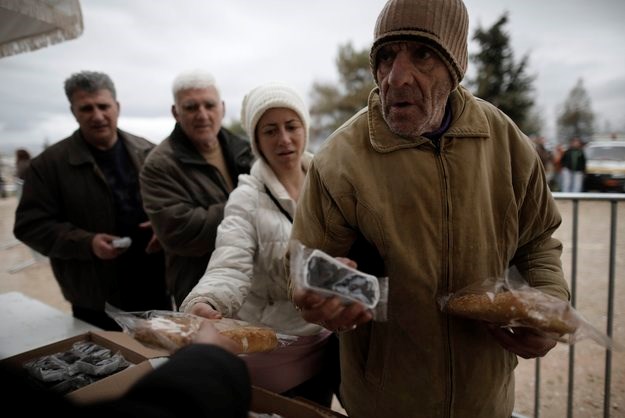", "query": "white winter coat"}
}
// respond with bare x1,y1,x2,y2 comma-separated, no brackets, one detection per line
180,152,322,336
